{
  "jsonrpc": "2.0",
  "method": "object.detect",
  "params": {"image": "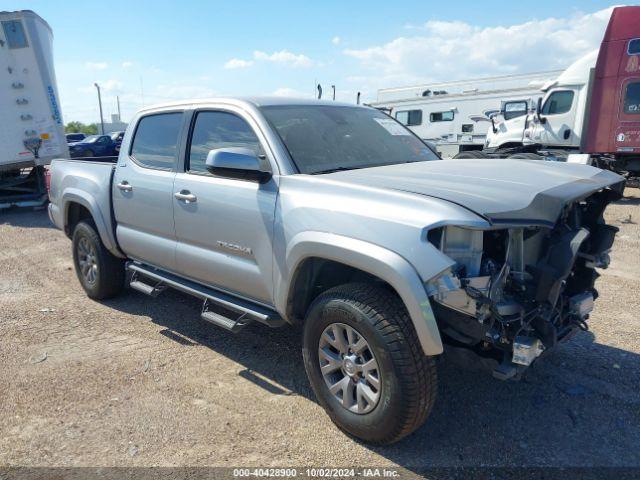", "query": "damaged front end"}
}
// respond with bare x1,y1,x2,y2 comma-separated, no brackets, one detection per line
426,187,622,380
